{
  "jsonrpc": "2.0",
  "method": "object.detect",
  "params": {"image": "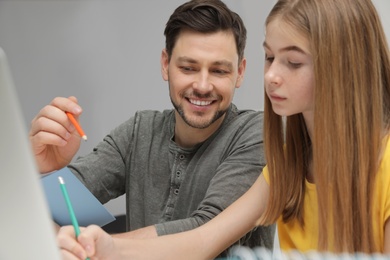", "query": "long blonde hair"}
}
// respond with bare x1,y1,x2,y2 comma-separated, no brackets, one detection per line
262,0,390,253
